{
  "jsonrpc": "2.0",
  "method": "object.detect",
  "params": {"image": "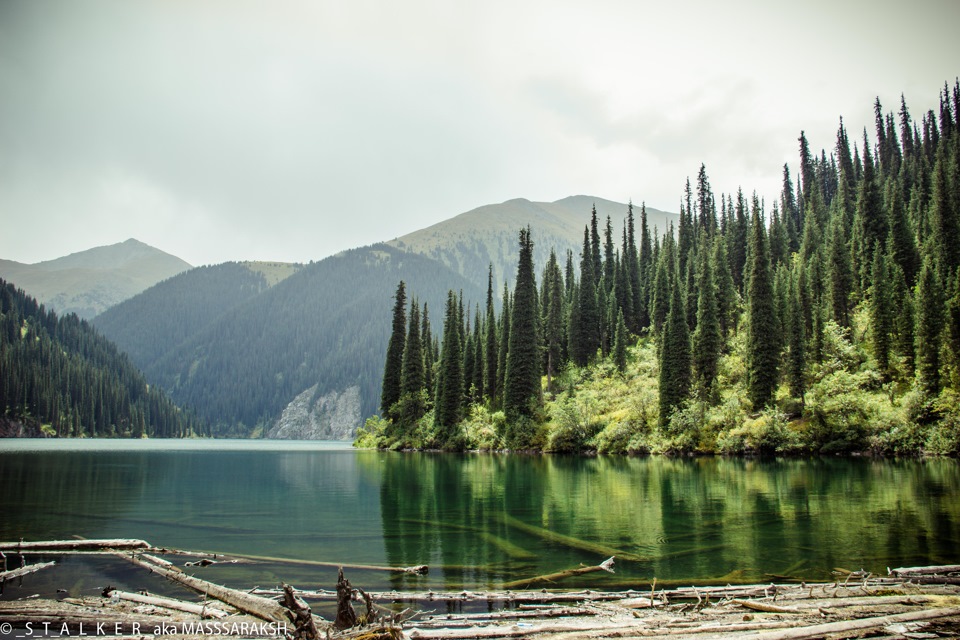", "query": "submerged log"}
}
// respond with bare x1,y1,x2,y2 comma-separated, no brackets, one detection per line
197,549,428,575
502,557,616,589
498,514,647,563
